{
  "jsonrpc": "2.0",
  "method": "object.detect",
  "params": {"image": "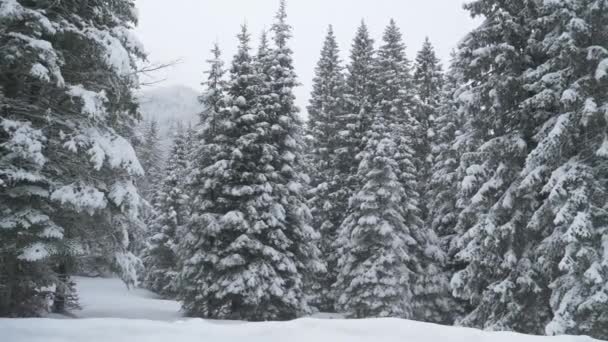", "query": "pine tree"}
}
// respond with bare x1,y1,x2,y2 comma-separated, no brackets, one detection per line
411,41,452,323
373,20,442,320
452,1,608,337
178,40,230,317
199,42,227,135
428,51,463,249
142,127,189,298
136,119,165,202
334,113,415,318
0,0,145,316
179,9,322,320
306,25,346,312
264,1,325,316
342,21,377,161
521,1,608,338
425,52,470,324
413,37,443,220
449,0,550,334
374,20,421,225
